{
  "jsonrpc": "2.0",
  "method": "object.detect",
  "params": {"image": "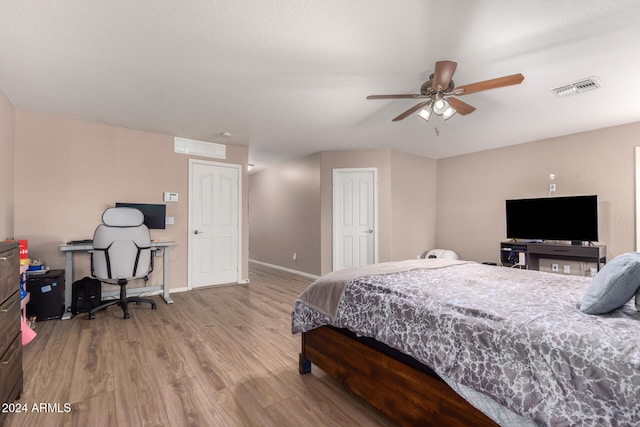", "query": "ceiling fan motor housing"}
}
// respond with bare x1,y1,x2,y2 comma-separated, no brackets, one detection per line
421,75,455,96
